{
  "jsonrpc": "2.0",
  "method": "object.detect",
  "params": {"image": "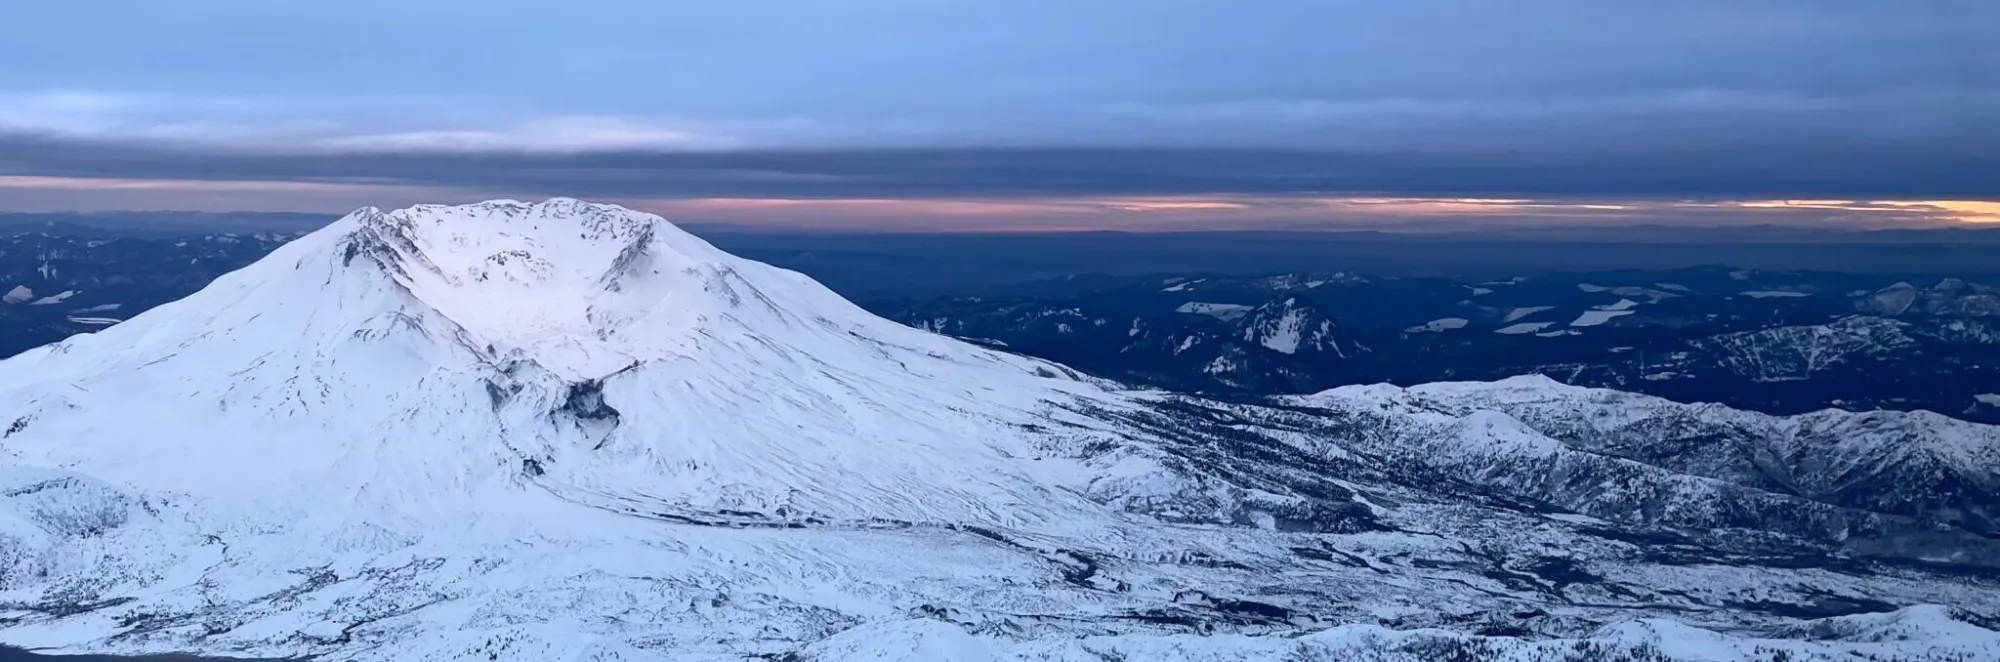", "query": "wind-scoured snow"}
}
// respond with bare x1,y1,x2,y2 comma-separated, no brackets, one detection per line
1855,280,2000,317
0,200,1995,662
24,290,74,306
1239,297,1349,356
1496,321,1555,334
1865,282,1921,315
1405,317,1468,333
1176,302,1252,320
1696,316,1915,382
1580,285,1681,301
1570,309,1634,327
1247,308,1308,353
